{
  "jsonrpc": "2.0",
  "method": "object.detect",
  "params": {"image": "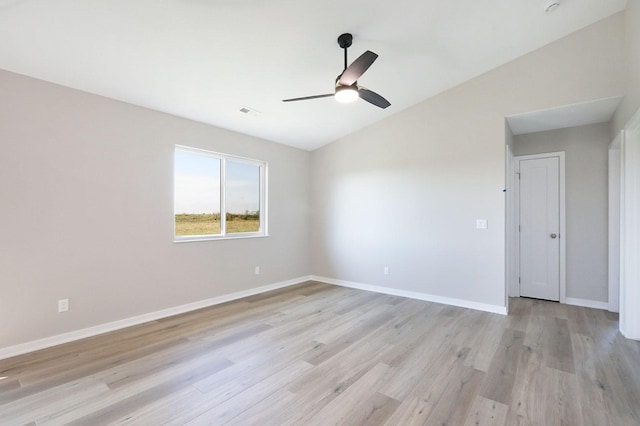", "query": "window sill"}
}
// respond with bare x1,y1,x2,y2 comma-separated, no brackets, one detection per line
173,233,269,243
